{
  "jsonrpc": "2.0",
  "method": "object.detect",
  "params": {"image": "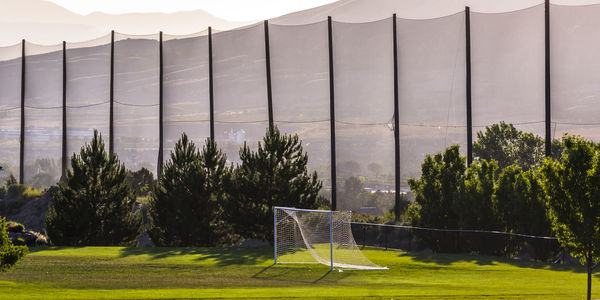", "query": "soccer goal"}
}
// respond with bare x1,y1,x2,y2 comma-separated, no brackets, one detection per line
274,206,388,271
